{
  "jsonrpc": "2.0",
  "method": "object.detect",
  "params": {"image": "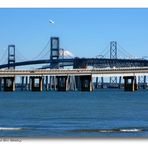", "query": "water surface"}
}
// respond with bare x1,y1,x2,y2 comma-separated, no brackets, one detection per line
0,89,148,137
